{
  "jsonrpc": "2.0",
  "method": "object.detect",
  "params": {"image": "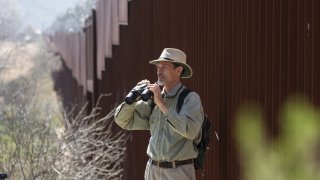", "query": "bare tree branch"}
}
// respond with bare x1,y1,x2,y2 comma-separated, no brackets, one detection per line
54,101,128,180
